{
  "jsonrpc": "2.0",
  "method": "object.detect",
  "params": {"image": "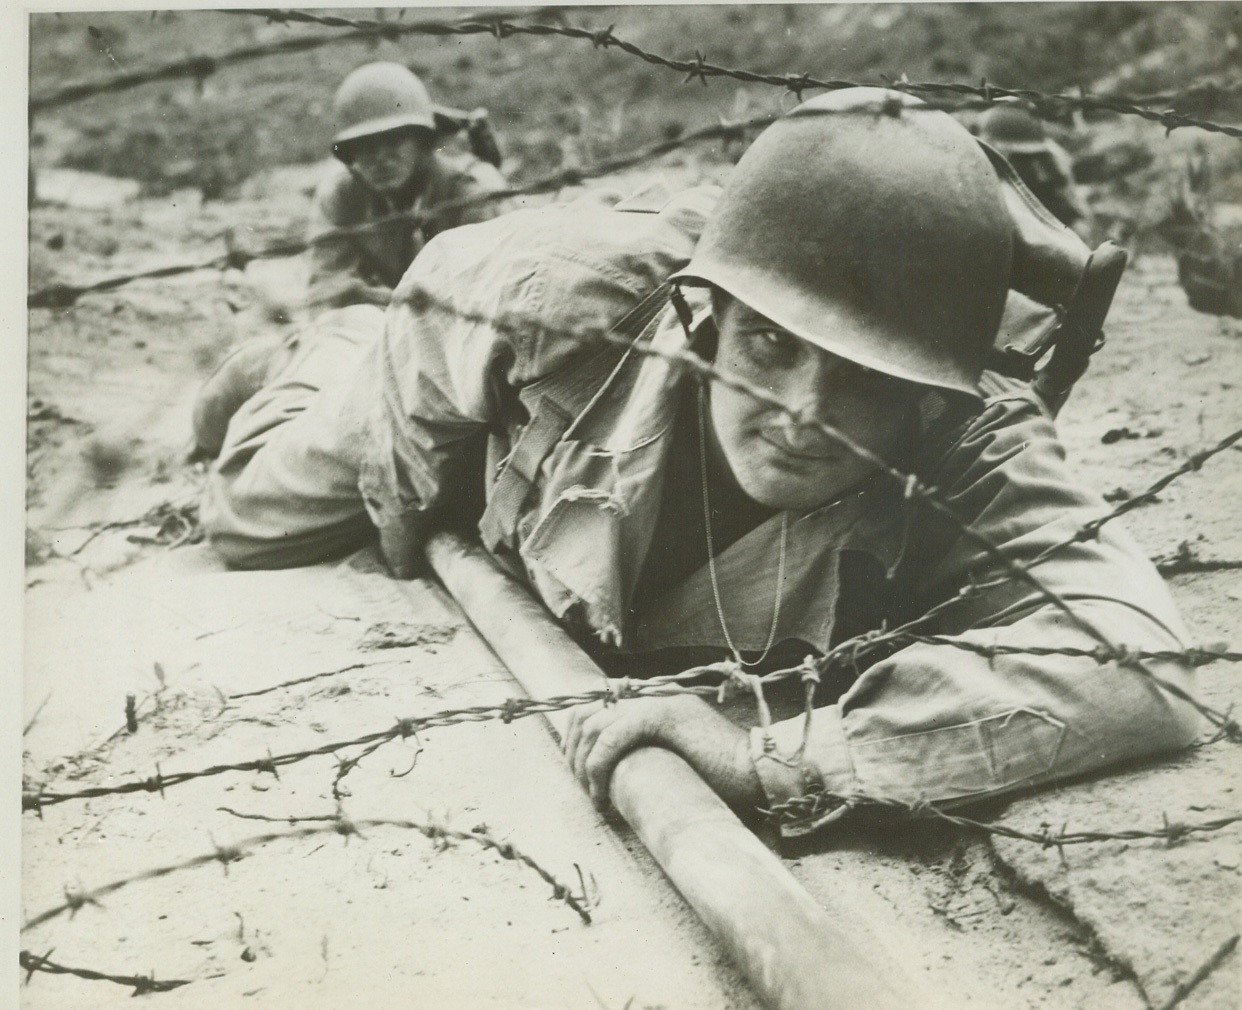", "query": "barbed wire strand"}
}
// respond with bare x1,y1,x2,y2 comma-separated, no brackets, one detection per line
220,9,1242,139
19,684,703,813
864,422,1242,655
22,618,1240,816
18,949,190,995
803,420,1242,677
29,7,563,112
32,70,1242,311
216,806,593,922
26,111,781,311
764,788,1242,854
23,808,591,932
30,10,1241,136
28,240,307,310
1034,426,1242,564
880,424,1242,645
